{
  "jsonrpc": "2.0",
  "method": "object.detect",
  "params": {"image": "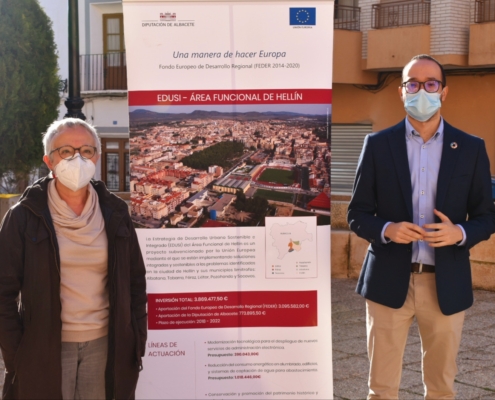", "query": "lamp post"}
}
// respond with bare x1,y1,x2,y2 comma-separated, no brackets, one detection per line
64,0,86,120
